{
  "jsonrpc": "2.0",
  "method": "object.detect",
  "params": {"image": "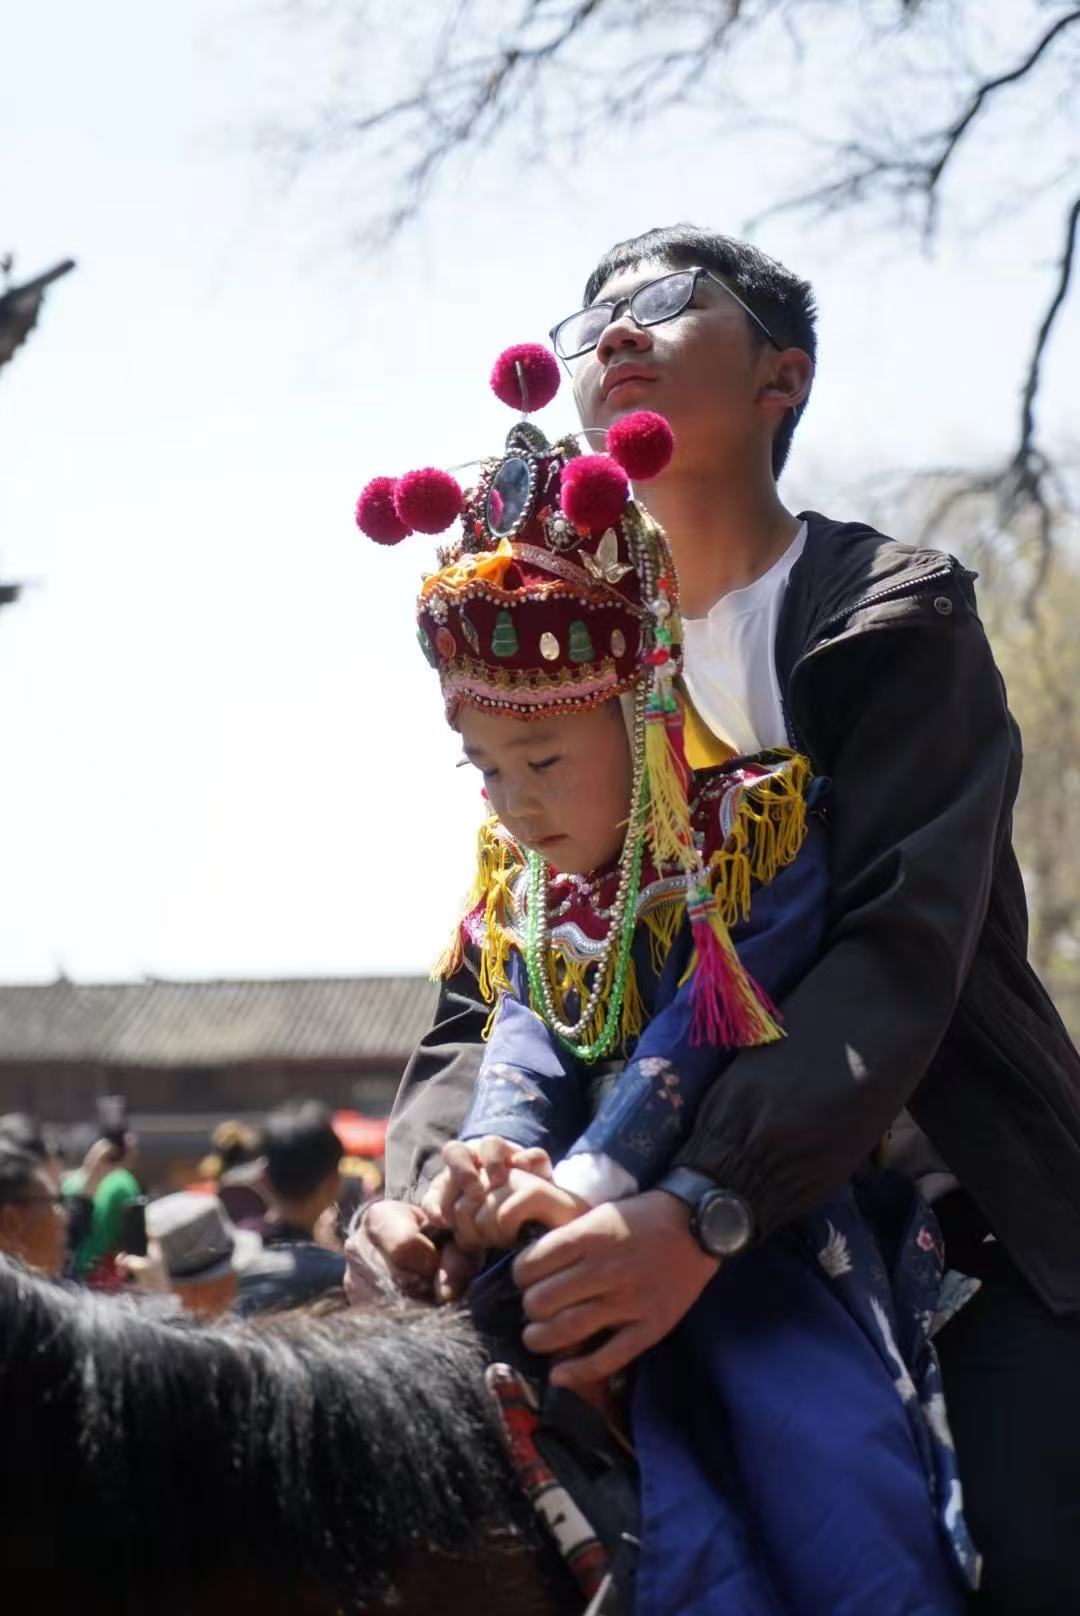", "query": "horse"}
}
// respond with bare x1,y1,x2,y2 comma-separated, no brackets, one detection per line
0,1256,580,1616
